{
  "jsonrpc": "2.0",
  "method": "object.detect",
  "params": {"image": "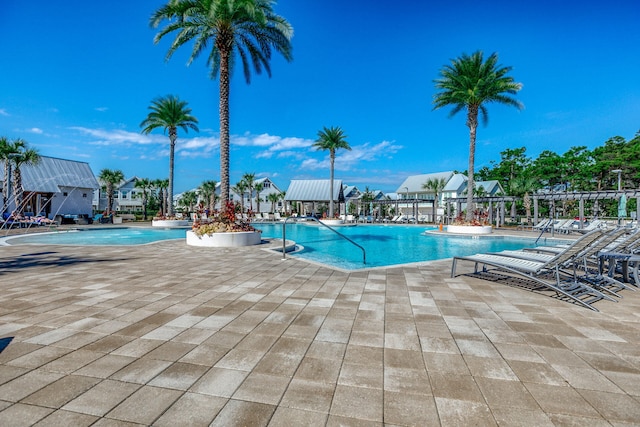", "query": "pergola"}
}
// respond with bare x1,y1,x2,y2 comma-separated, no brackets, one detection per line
443,189,639,228
531,189,640,225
